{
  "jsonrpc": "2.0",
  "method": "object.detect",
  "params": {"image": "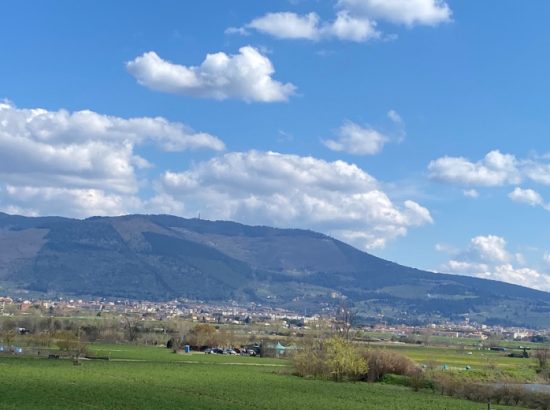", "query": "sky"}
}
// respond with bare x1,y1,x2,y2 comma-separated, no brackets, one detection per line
1,0,550,291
